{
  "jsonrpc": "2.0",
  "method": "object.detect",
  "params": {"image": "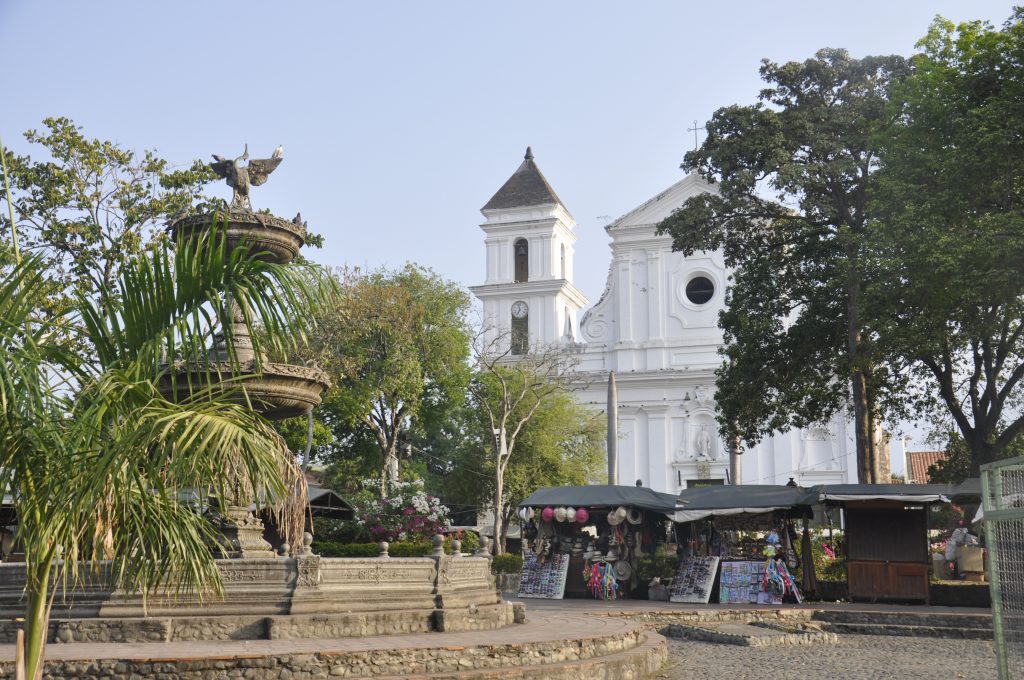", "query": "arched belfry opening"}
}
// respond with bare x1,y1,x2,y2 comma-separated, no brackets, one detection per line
514,238,529,283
